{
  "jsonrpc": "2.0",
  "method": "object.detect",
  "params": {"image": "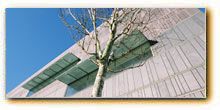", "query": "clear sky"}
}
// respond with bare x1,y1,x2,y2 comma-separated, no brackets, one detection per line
199,8,206,13
6,8,205,93
6,8,74,93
